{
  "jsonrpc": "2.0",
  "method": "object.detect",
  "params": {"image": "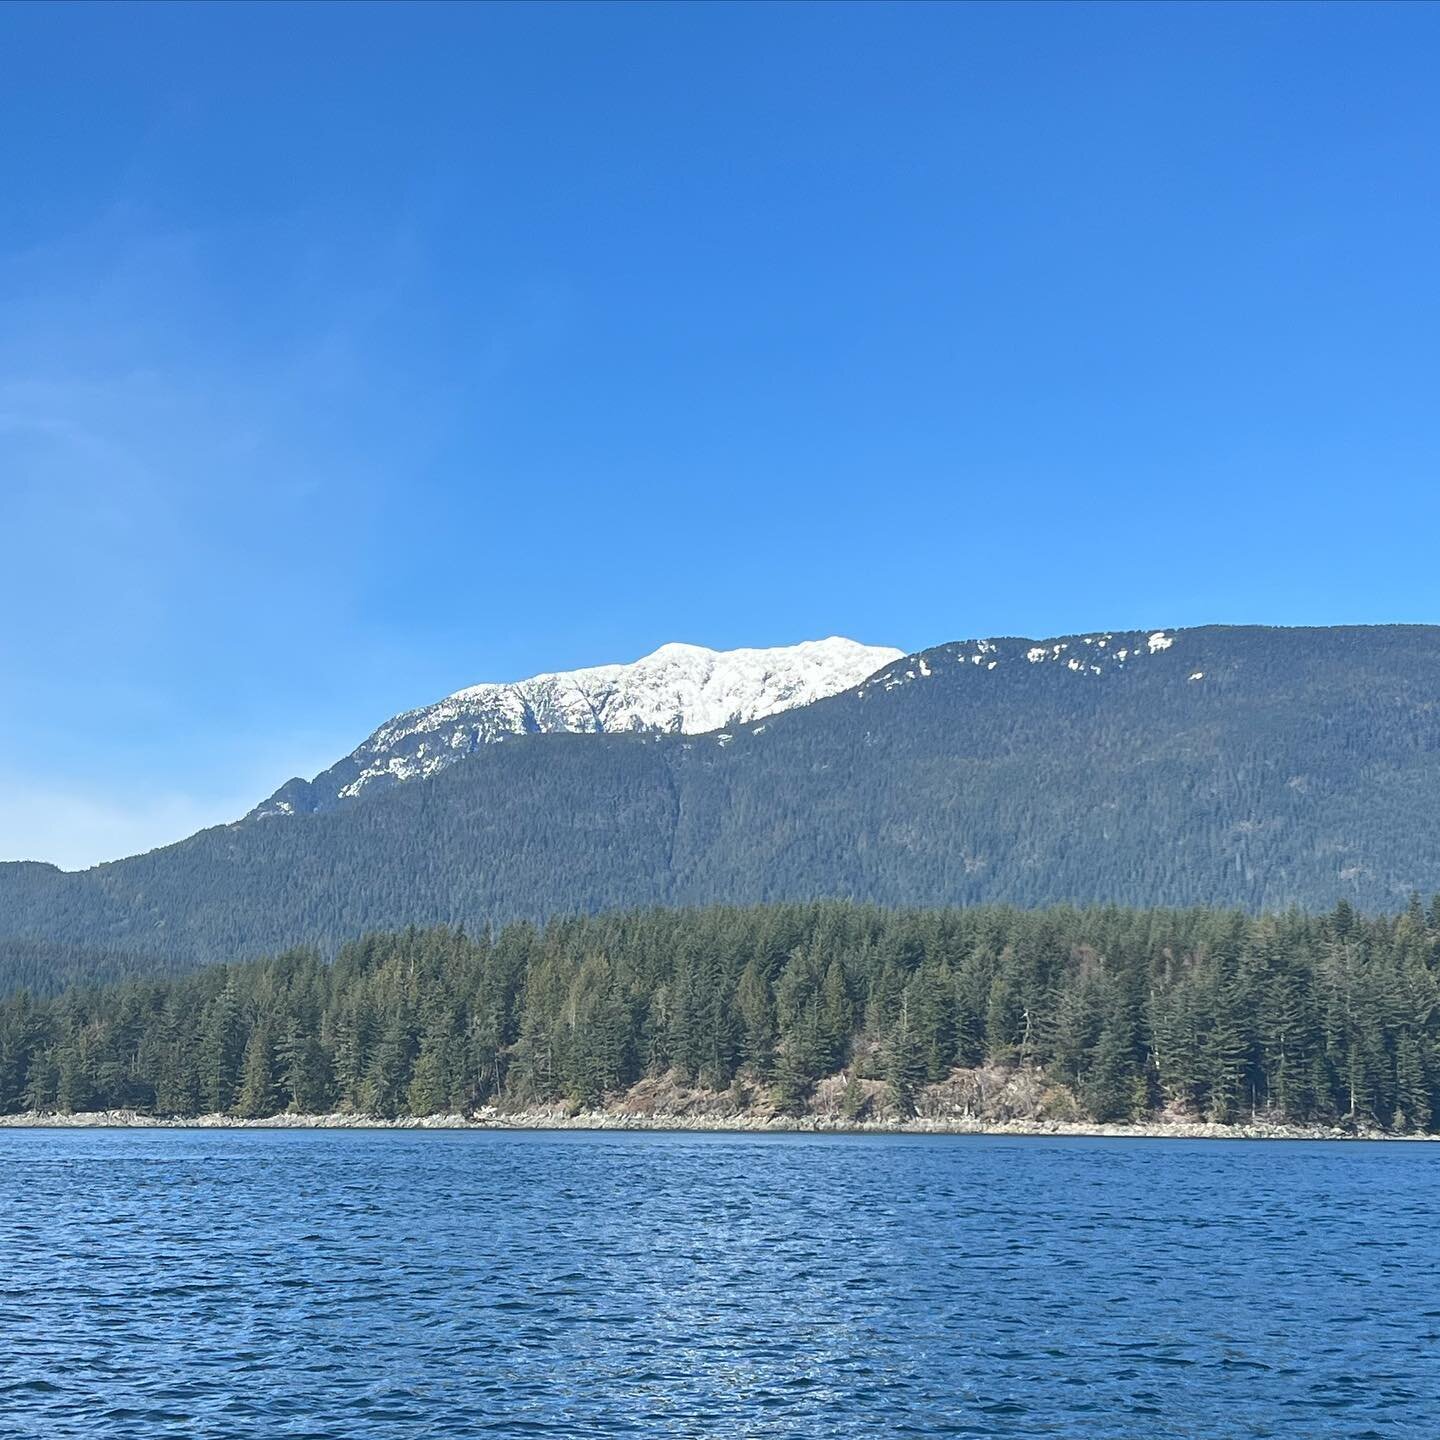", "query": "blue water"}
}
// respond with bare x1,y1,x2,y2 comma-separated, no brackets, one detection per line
0,1131,1436,1437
